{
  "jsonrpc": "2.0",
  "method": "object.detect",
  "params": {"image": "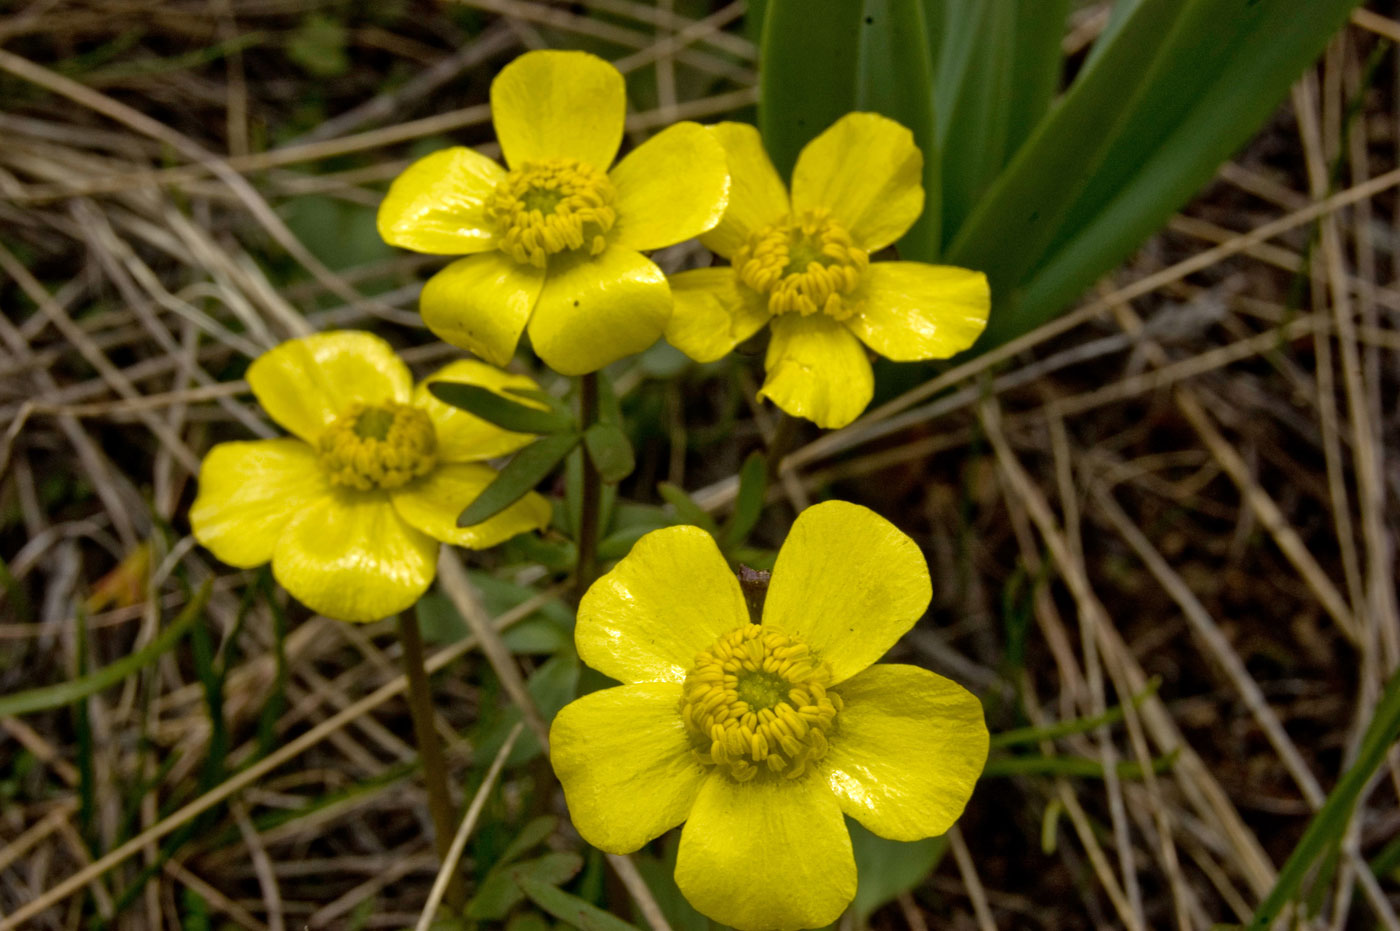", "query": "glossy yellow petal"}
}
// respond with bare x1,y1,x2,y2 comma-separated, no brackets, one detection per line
272,490,438,622
376,147,504,255
790,112,924,252
675,774,855,931
550,682,706,853
414,360,541,462
847,262,990,361
247,331,412,443
491,50,624,171
608,122,730,252
420,253,545,368
823,664,989,840
526,247,669,376
663,268,770,363
758,314,872,430
698,122,791,259
189,439,329,569
391,463,550,549
577,524,748,685
764,501,931,683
